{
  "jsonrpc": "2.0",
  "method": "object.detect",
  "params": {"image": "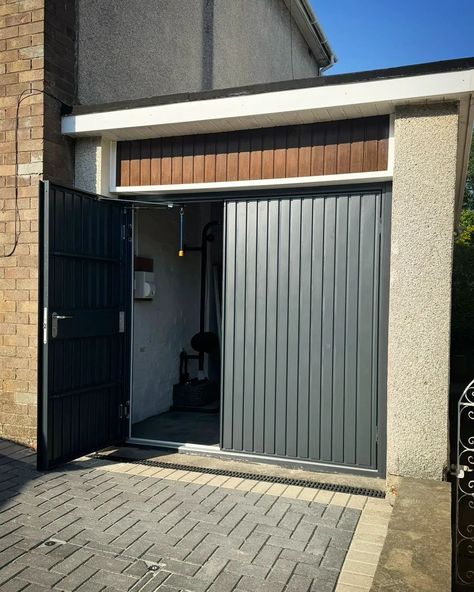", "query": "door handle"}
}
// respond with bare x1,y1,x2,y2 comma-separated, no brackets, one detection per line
51,312,73,338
